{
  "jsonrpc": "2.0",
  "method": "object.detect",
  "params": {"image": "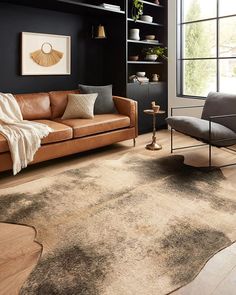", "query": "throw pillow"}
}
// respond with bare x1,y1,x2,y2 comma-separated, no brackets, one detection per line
62,93,98,119
78,84,116,114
